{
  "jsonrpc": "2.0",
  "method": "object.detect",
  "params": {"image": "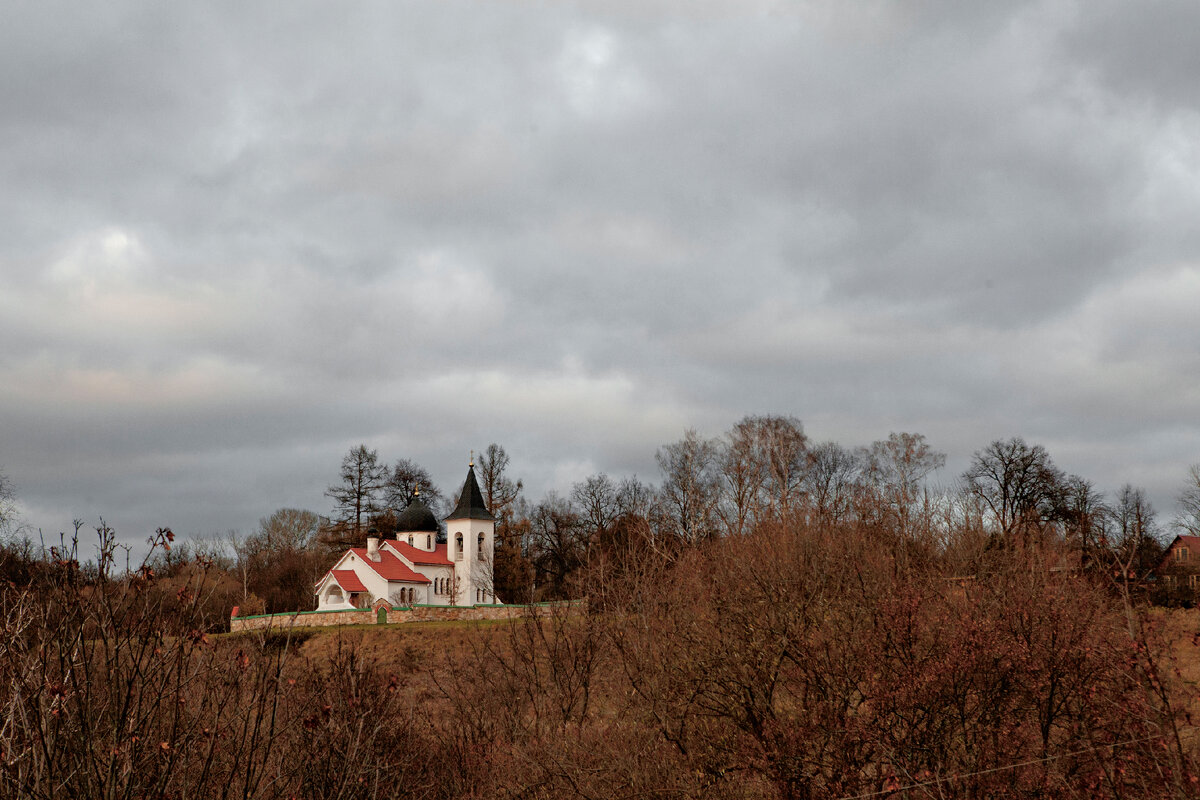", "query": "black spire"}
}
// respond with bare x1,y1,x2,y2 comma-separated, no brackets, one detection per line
445,464,495,521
